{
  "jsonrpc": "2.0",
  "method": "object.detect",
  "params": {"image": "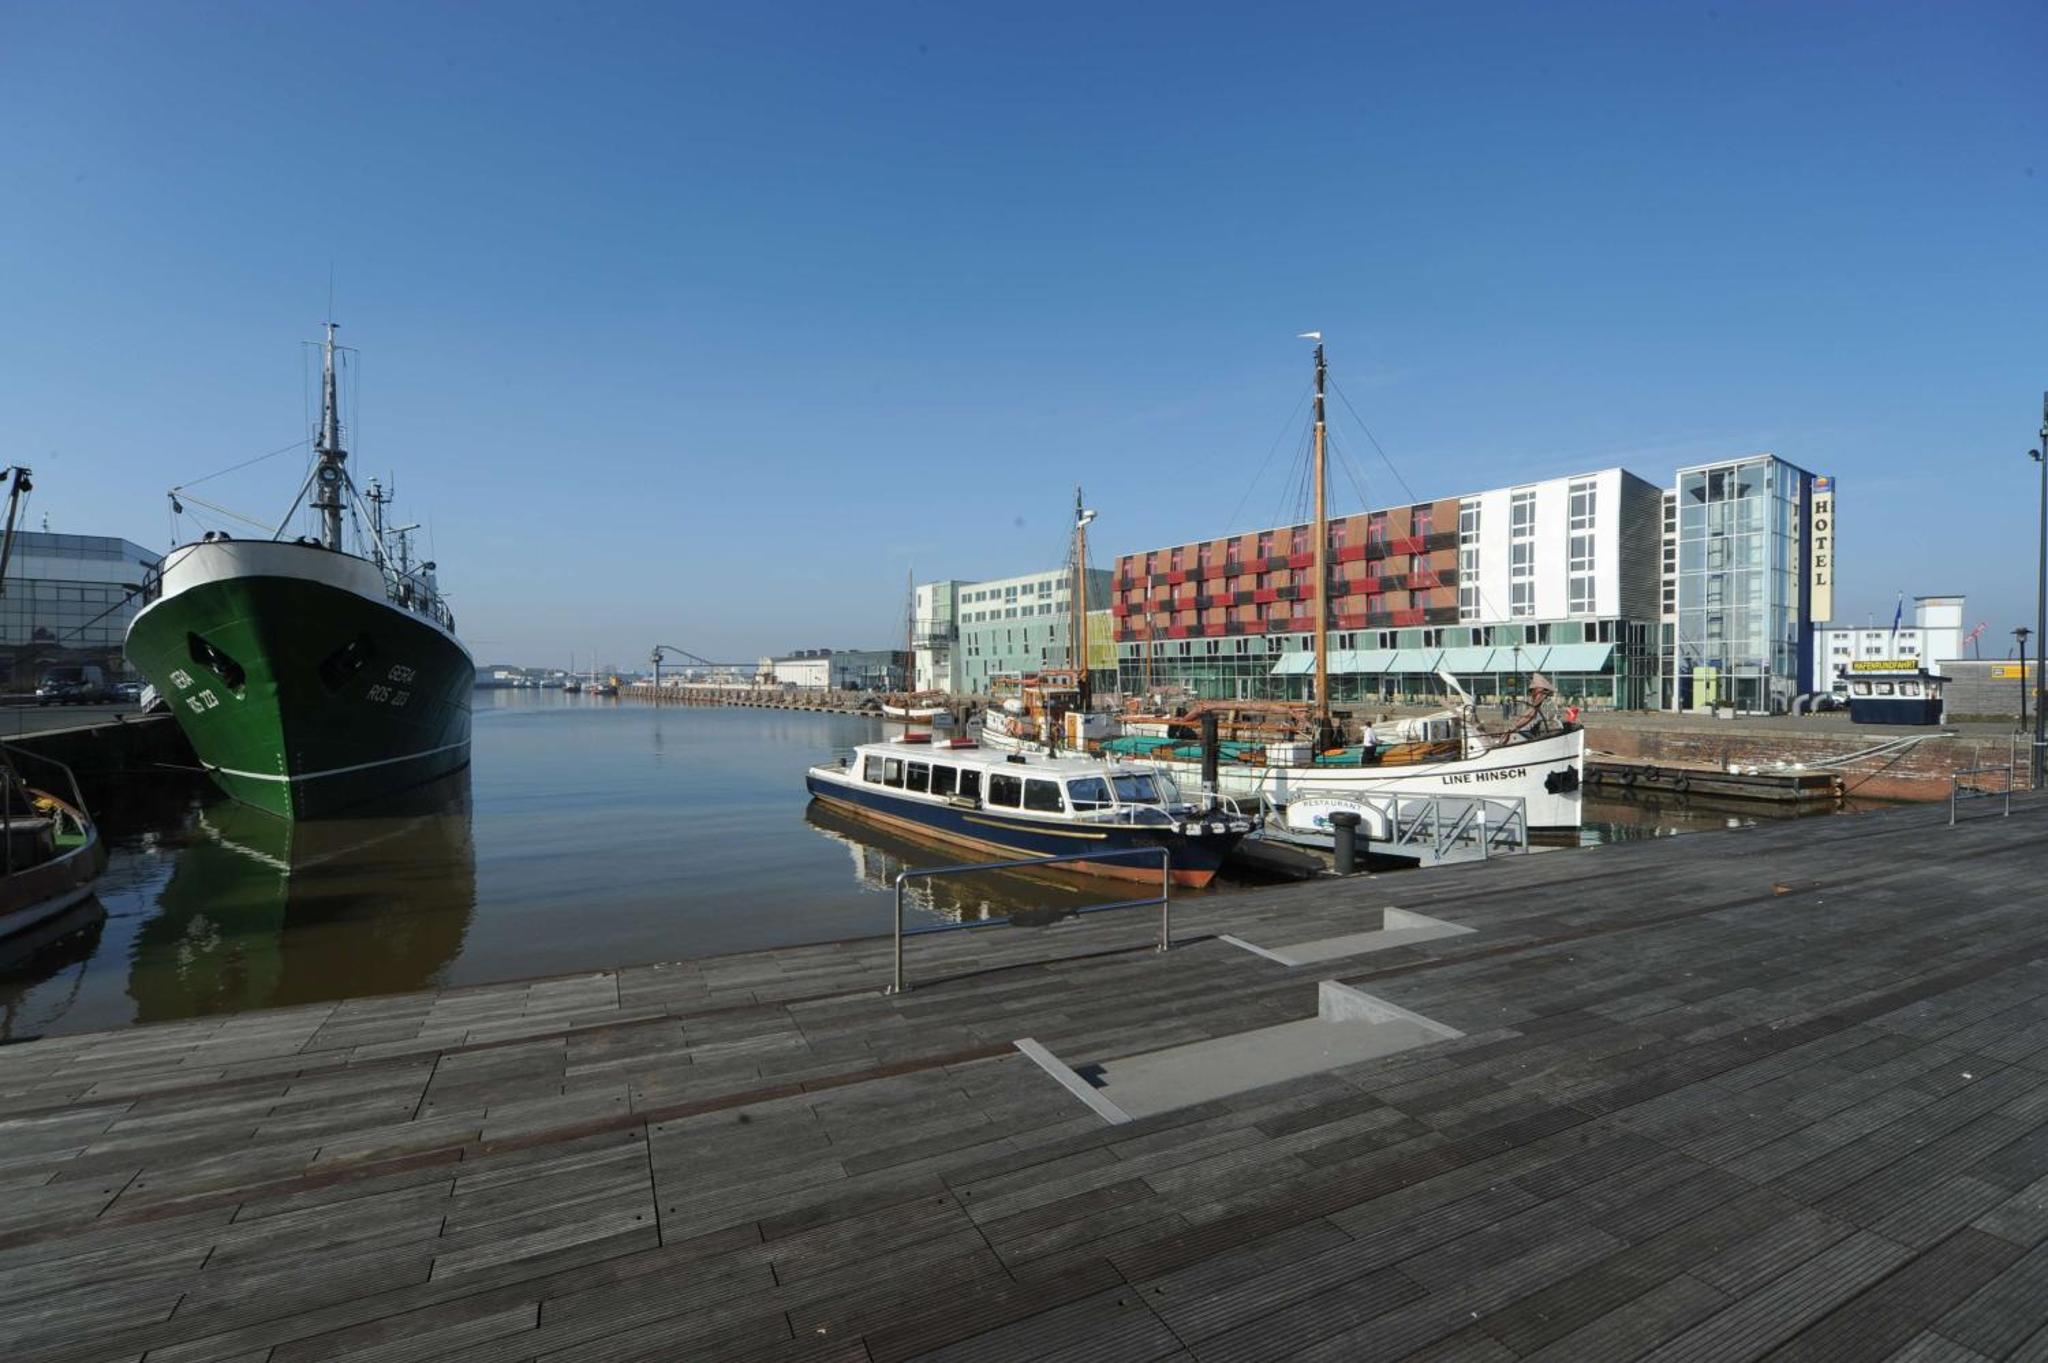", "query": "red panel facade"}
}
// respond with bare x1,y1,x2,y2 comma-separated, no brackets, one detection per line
1112,494,1461,645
